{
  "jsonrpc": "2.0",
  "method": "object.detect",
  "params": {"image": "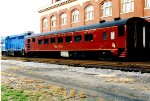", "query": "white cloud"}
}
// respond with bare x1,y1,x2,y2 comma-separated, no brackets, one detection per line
0,0,52,36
